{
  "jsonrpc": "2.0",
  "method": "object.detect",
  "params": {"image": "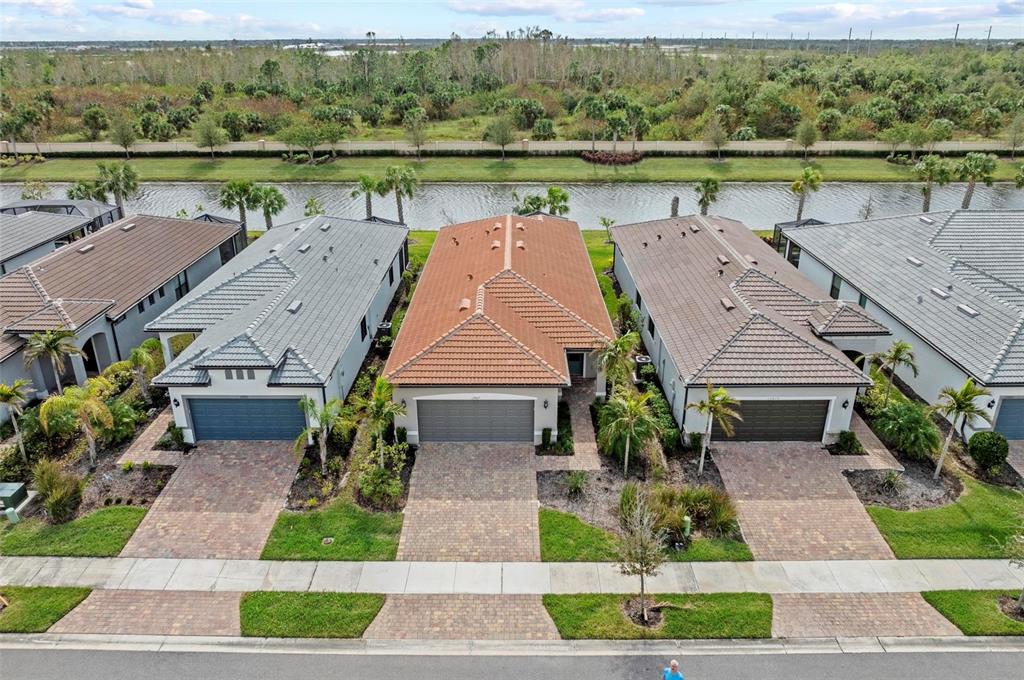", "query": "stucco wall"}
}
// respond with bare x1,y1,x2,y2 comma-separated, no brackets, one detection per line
1,242,59,274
